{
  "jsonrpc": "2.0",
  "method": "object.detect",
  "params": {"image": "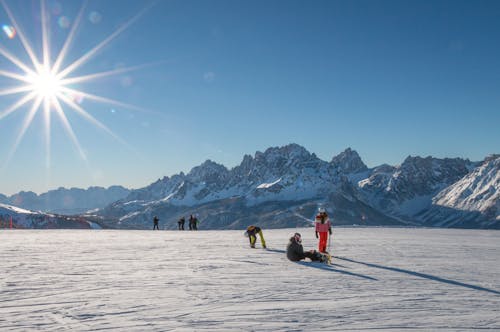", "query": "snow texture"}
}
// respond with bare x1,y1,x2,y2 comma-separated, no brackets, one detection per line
1,228,499,331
